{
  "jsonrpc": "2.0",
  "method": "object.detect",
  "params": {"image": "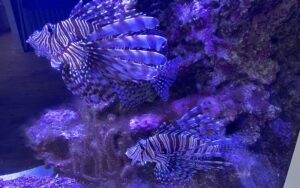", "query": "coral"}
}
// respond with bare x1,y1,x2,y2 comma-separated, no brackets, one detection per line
26,80,279,186
158,0,298,94
129,114,164,131
26,108,139,186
